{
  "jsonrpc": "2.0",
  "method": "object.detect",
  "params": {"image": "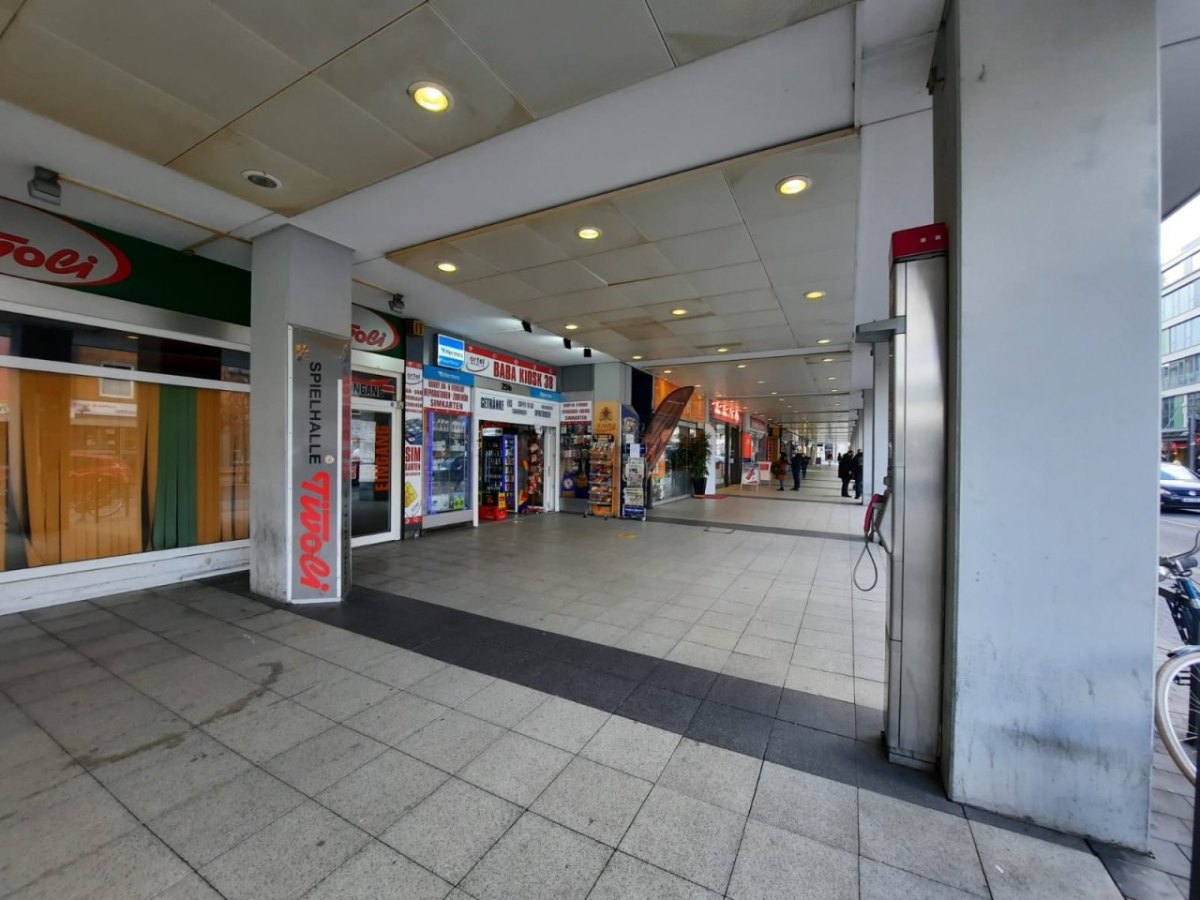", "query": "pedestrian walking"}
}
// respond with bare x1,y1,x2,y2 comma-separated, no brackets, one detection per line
771,453,790,492
838,450,853,497
790,447,803,490
852,449,864,500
